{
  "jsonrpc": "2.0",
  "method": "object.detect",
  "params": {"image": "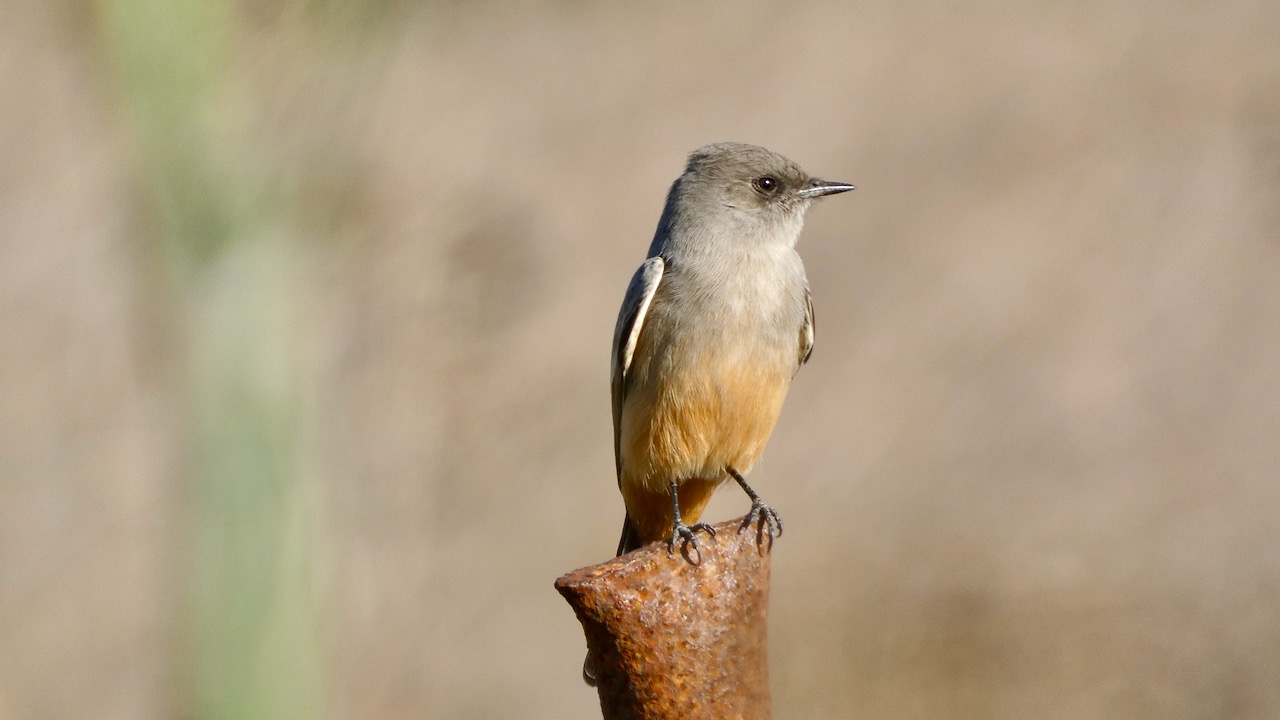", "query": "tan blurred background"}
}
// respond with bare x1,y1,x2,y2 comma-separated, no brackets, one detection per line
3,1,1280,718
